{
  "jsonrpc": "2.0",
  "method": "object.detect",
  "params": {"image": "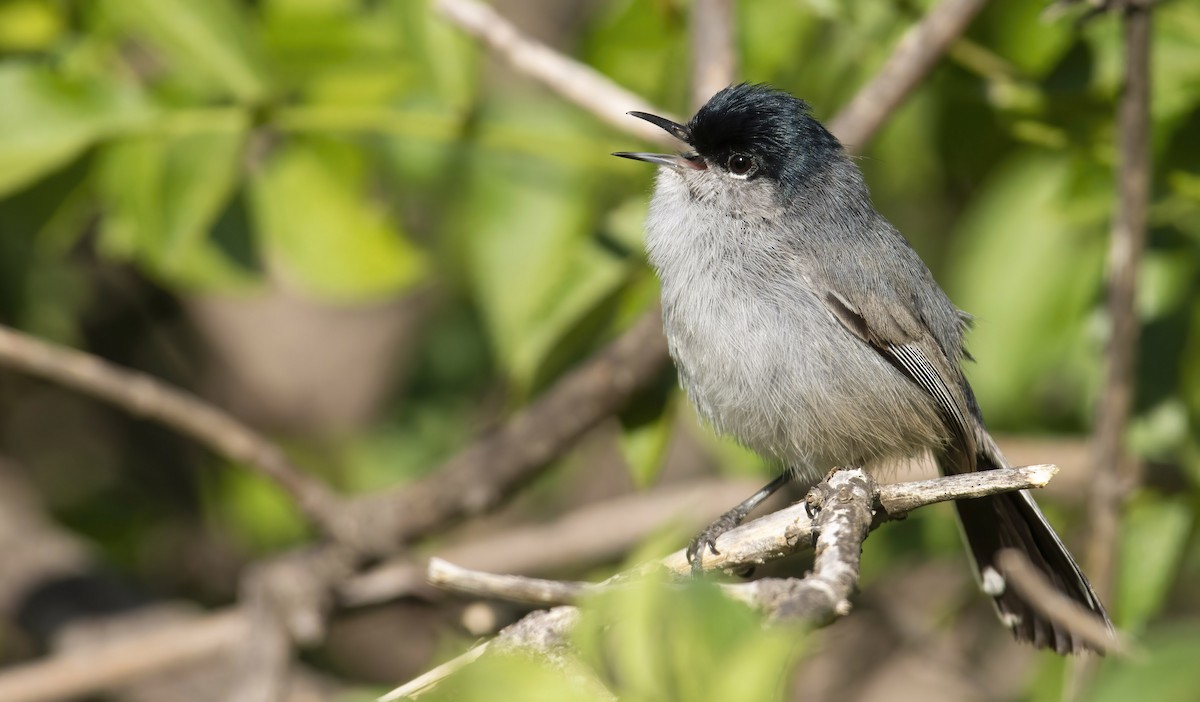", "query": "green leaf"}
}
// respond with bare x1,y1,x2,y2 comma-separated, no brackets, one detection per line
0,63,149,197
457,110,631,388
0,0,65,51
97,119,253,289
250,139,427,301
1153,0,1200,123
574,575,805,702
101,0,270,102
978,0,1073,76
1118,494,1192,632
204,469,308,553
582,0,687,108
